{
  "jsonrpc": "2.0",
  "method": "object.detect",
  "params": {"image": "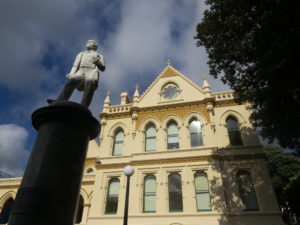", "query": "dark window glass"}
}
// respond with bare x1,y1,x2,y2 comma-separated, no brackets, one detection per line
168,173,183,212
237,171,259,211
145,124,156,152
167,121,179,149
226,116,243,146
194,172,211,211
0,197,14,224
189,118,203,147
143,175,156,212
113,129,124,156
105,178,120,214
75,195,84,224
